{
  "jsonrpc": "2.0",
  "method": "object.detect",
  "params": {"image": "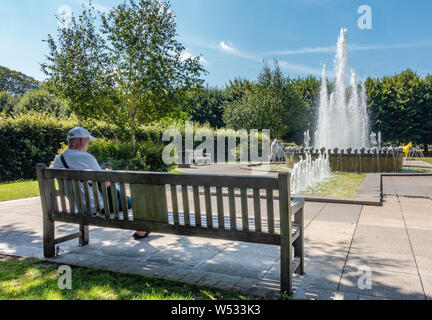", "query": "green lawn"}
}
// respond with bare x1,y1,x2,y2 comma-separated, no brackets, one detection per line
0,255,253,300
420,157,432,165
301,173,367,198
0,180,40,202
